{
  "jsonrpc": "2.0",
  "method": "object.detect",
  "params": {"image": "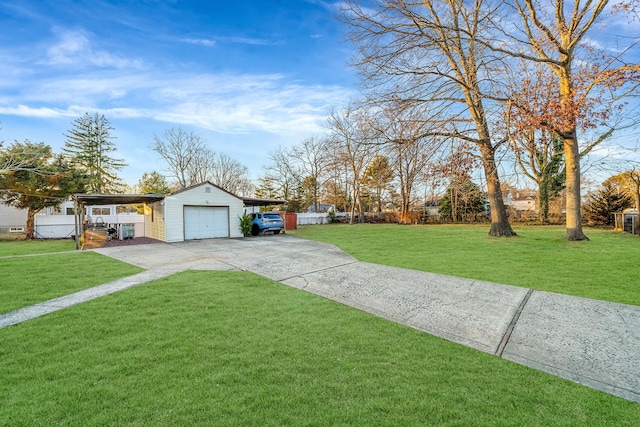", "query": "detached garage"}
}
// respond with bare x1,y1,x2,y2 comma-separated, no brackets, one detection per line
145,181,244,242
